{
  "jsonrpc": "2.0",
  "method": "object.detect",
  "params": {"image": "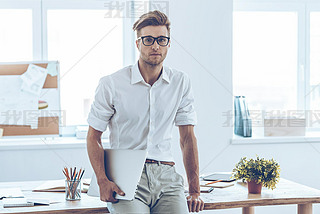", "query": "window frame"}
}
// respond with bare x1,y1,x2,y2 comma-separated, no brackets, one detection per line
305,2,320,131
306,2,320,112
233,1,320,133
